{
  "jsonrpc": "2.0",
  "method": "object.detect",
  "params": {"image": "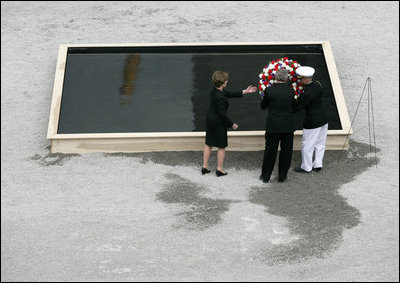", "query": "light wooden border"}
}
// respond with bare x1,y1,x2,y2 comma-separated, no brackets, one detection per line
321,41,352,135
47,41,351,153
